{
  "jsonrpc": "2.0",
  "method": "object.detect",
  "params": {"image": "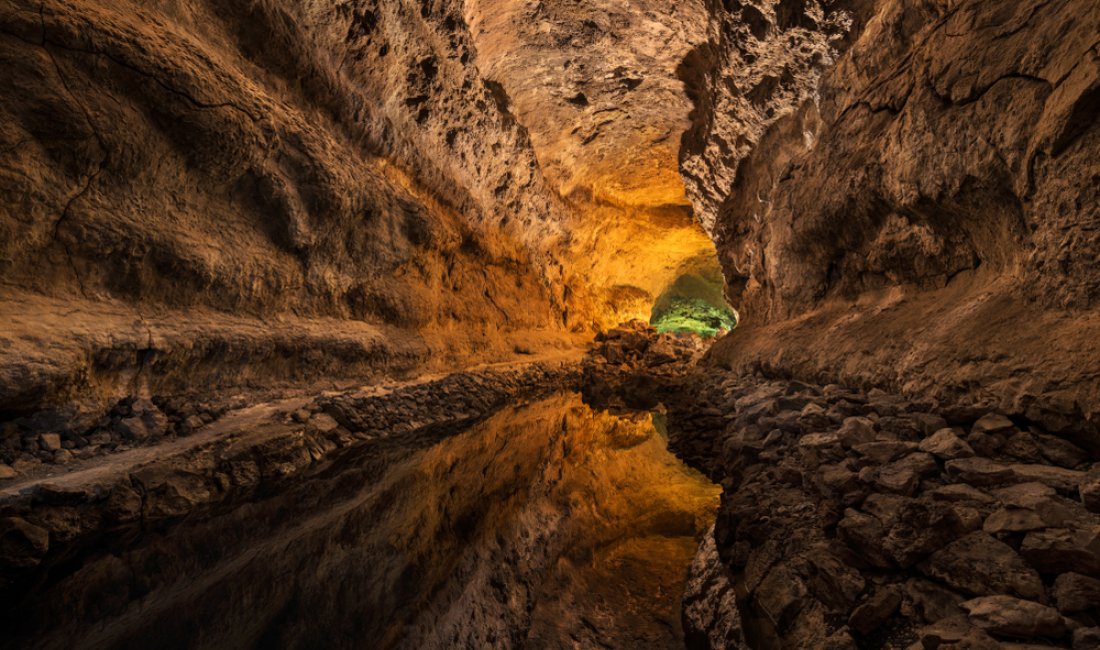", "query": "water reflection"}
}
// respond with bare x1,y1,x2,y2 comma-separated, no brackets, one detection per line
3,393,718,649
